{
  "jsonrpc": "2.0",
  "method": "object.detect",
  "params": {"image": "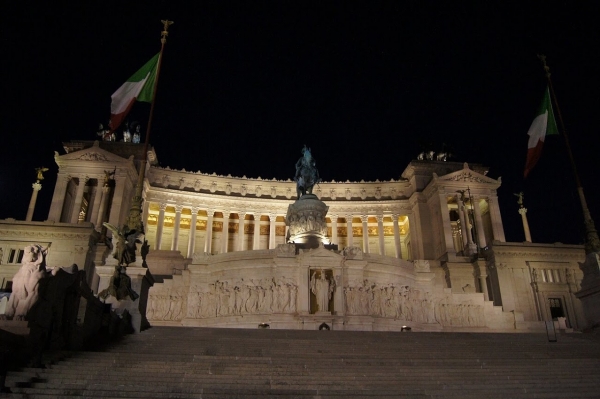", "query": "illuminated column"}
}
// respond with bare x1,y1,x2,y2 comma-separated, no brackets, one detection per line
95,186,111,232
26,182,42,221
142,200,150,228
488,195,506,242
472,195,487,248
220,211,230,253
253,213,261,250
519,206,532,242
187,207,199,258
346,214,354,247
361,215,369,253
108,175,126,228
171,205,183,251
268,213,277,249
438,192,455,253
376,215,385,255
48,174,70,222
330,214,338,245
155,203,166,250
88,179,103,225
237,212,246,251
392,213,402,259
204,208,215,253
70,175,89,223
